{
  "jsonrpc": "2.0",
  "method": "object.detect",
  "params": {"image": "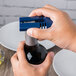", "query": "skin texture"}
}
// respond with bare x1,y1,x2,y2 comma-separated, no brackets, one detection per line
11,5,76,76
27,5,76,52
11,41,54,76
